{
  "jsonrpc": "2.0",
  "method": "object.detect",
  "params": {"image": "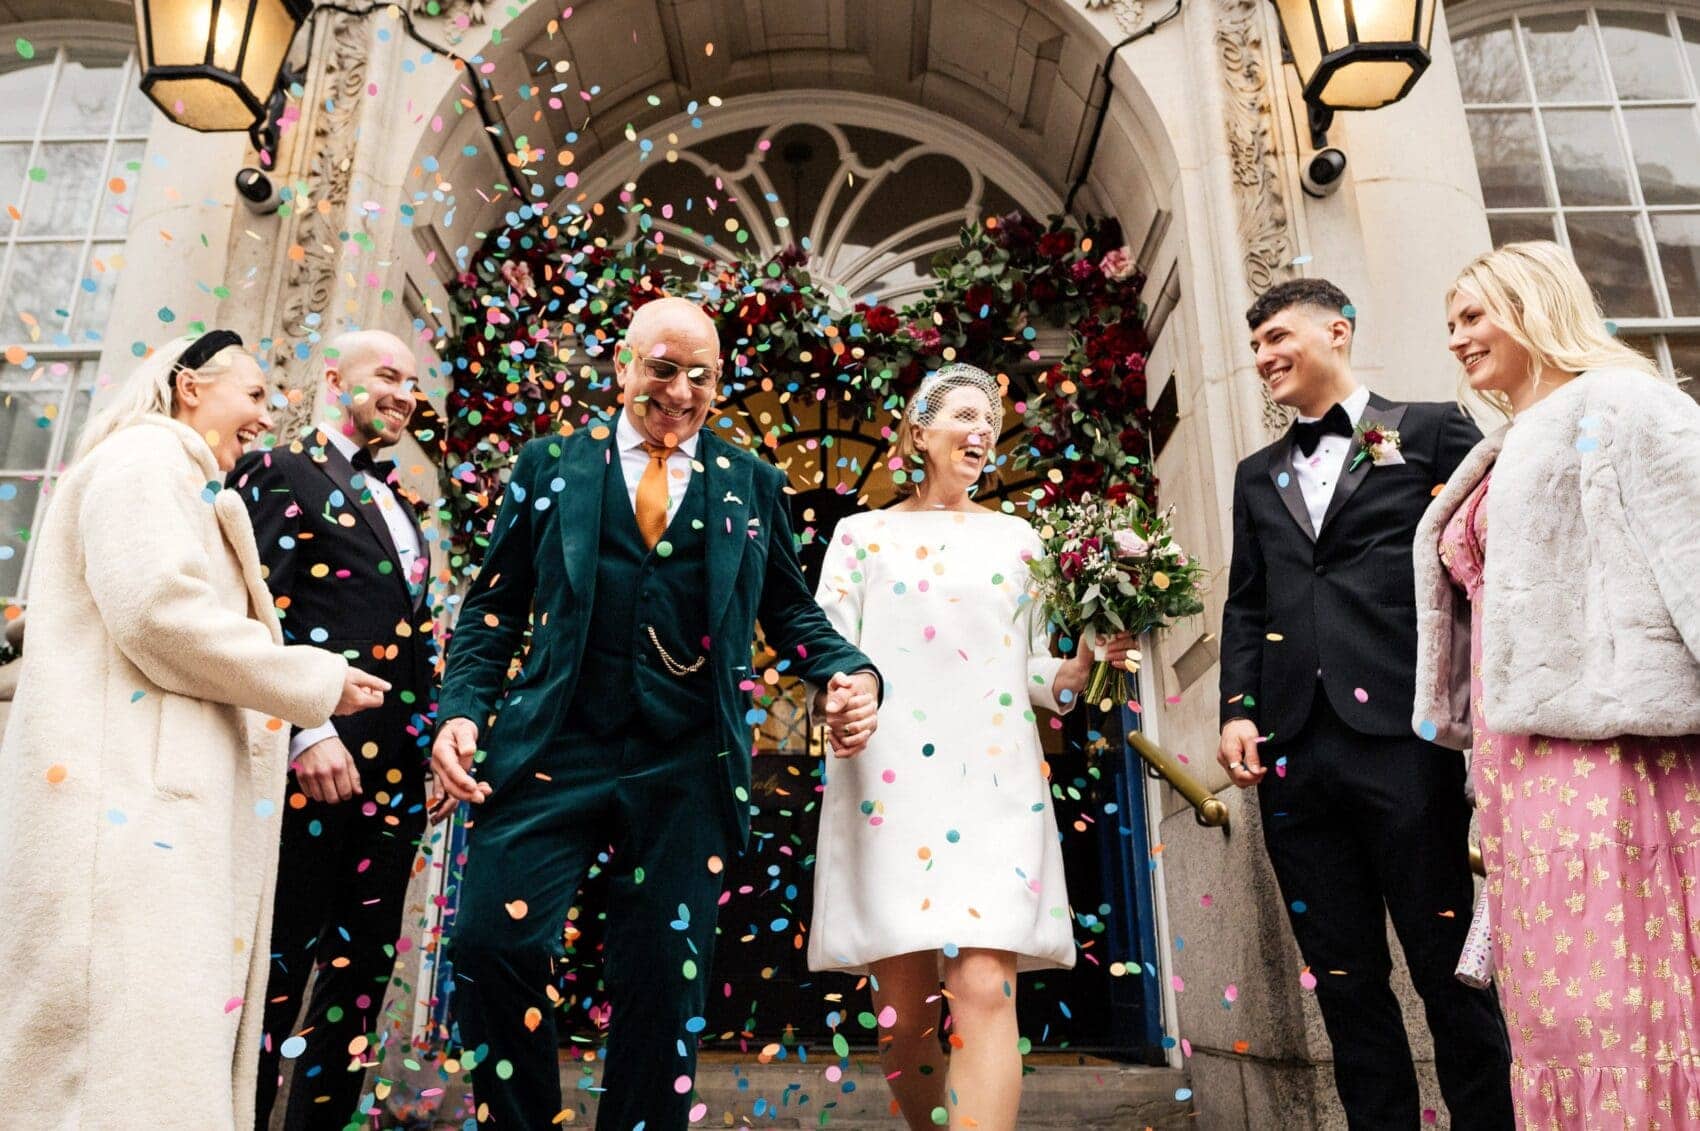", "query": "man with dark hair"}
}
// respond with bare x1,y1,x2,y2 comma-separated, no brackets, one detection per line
1216,279,1514,1128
